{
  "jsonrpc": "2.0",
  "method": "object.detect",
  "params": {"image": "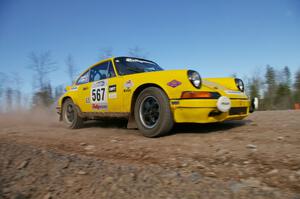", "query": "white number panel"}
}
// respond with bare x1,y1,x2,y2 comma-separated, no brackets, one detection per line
90,79,108,110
